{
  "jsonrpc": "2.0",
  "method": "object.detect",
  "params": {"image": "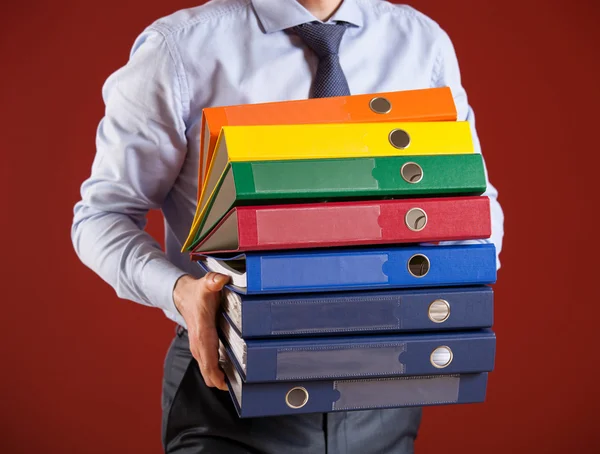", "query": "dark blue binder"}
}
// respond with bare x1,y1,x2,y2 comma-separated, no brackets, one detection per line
222,285,494,338
219,315,496,382
219,342,489,418
197,243,497,294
